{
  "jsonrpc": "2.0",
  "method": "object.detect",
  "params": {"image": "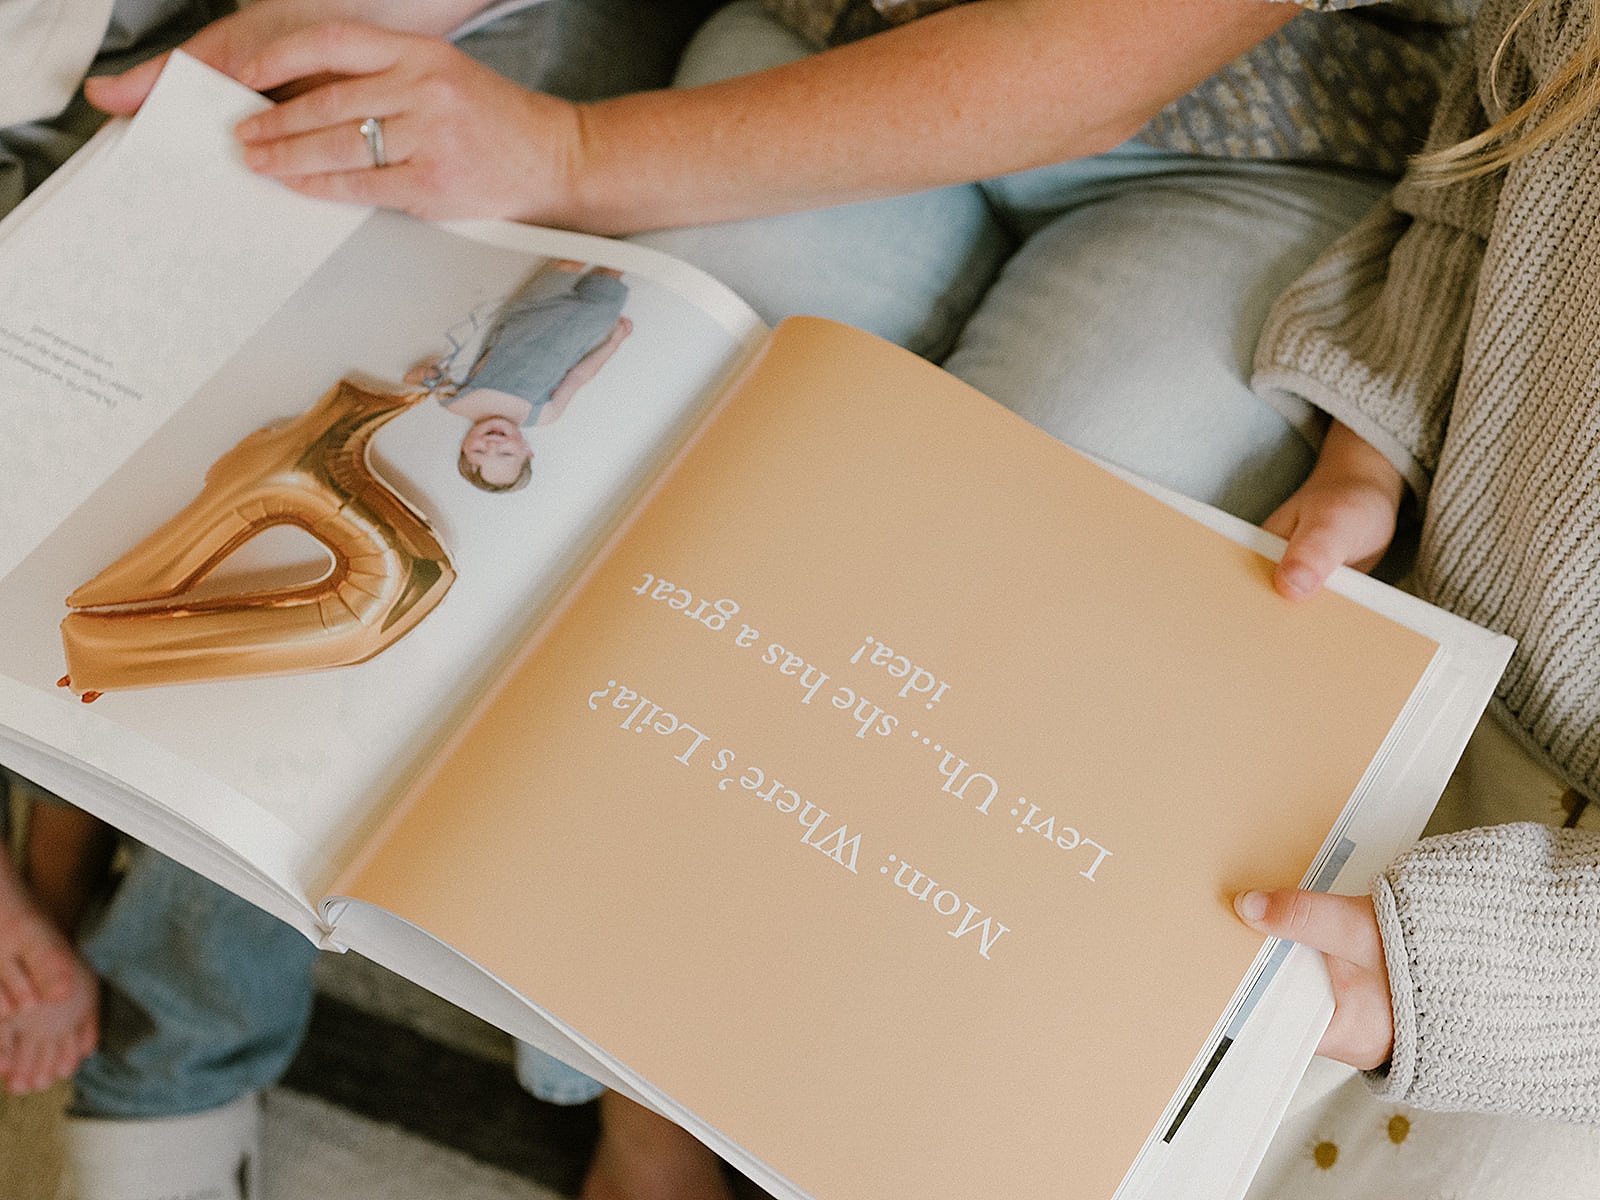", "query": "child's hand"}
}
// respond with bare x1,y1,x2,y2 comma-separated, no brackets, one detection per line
1264,421,1404,601
404,354,449,390
229,23,581,223
1233,888,1395,1070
